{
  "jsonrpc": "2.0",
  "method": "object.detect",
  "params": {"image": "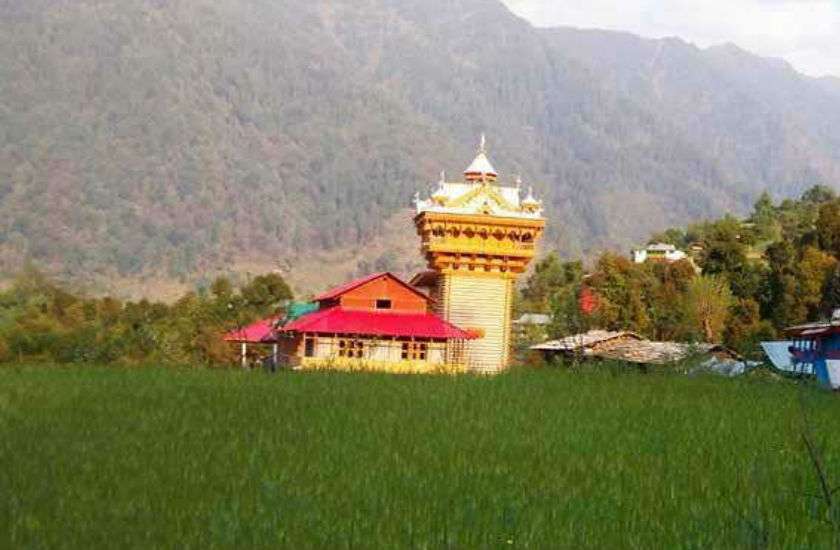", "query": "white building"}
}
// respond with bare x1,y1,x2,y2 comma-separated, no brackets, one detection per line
631,243,688,264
